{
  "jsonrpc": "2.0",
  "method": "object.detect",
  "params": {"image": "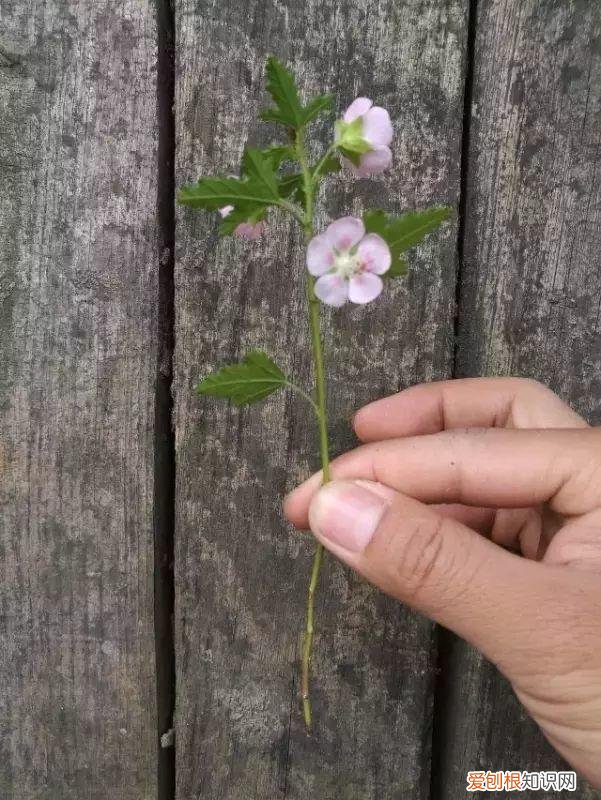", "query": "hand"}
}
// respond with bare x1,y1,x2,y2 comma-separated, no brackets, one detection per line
284,378,601,786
